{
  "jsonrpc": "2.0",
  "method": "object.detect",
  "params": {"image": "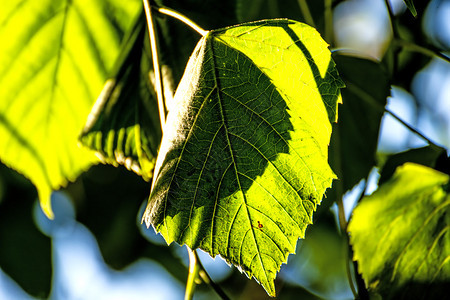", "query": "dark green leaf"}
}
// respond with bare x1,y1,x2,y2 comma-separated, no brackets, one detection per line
236,0,298,22
79,12,161,181
143,19,343,296
330,55,389,192
404,0,418,17
349,163,450,299
378,145,446,185
0,165,51,298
